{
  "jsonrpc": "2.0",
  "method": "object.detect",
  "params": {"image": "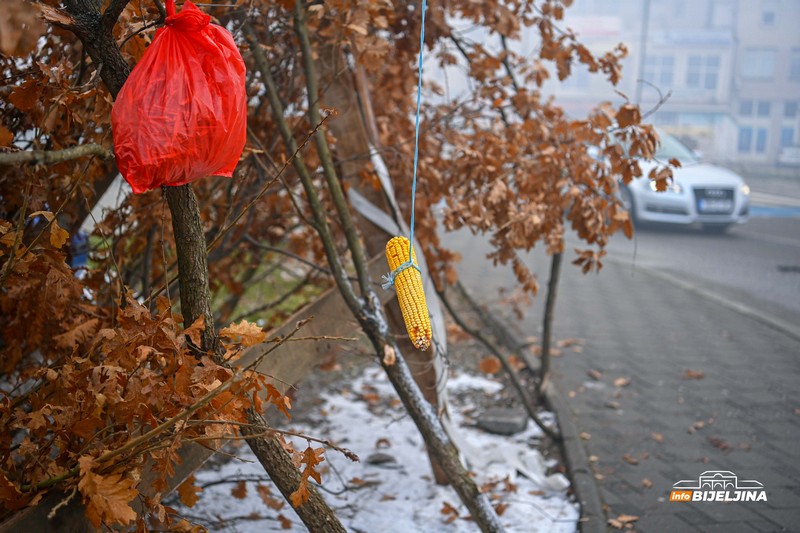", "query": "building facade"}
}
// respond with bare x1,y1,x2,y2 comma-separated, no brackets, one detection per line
549,0,800,169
